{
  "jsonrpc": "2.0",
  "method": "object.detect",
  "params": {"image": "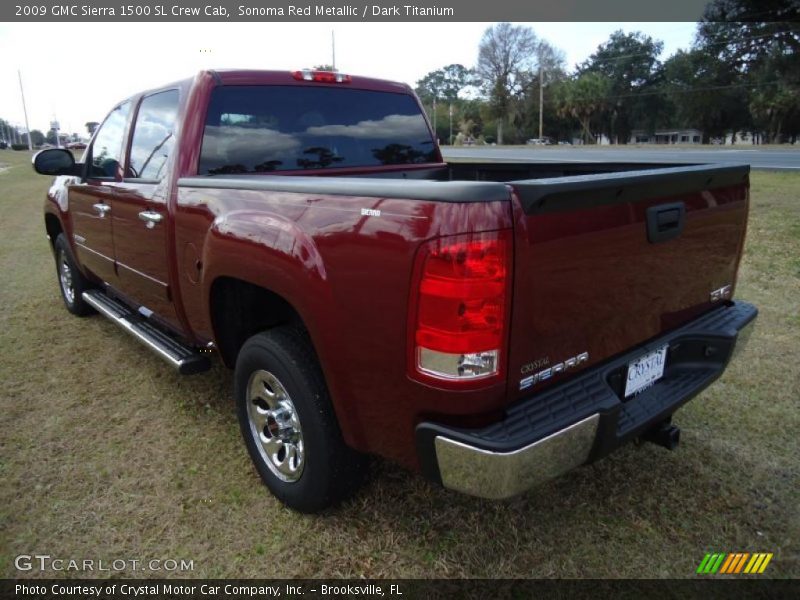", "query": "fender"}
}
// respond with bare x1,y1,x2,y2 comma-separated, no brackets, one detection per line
44,178,77,262
199,209,367,448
